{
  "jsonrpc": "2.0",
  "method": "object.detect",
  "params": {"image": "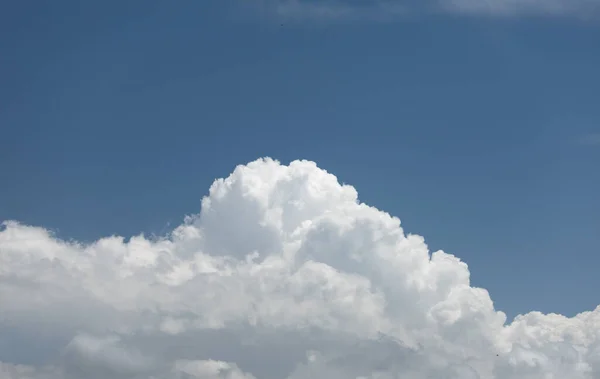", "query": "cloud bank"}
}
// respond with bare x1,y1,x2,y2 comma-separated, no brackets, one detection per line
1,157,600,379
263,0,600,20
